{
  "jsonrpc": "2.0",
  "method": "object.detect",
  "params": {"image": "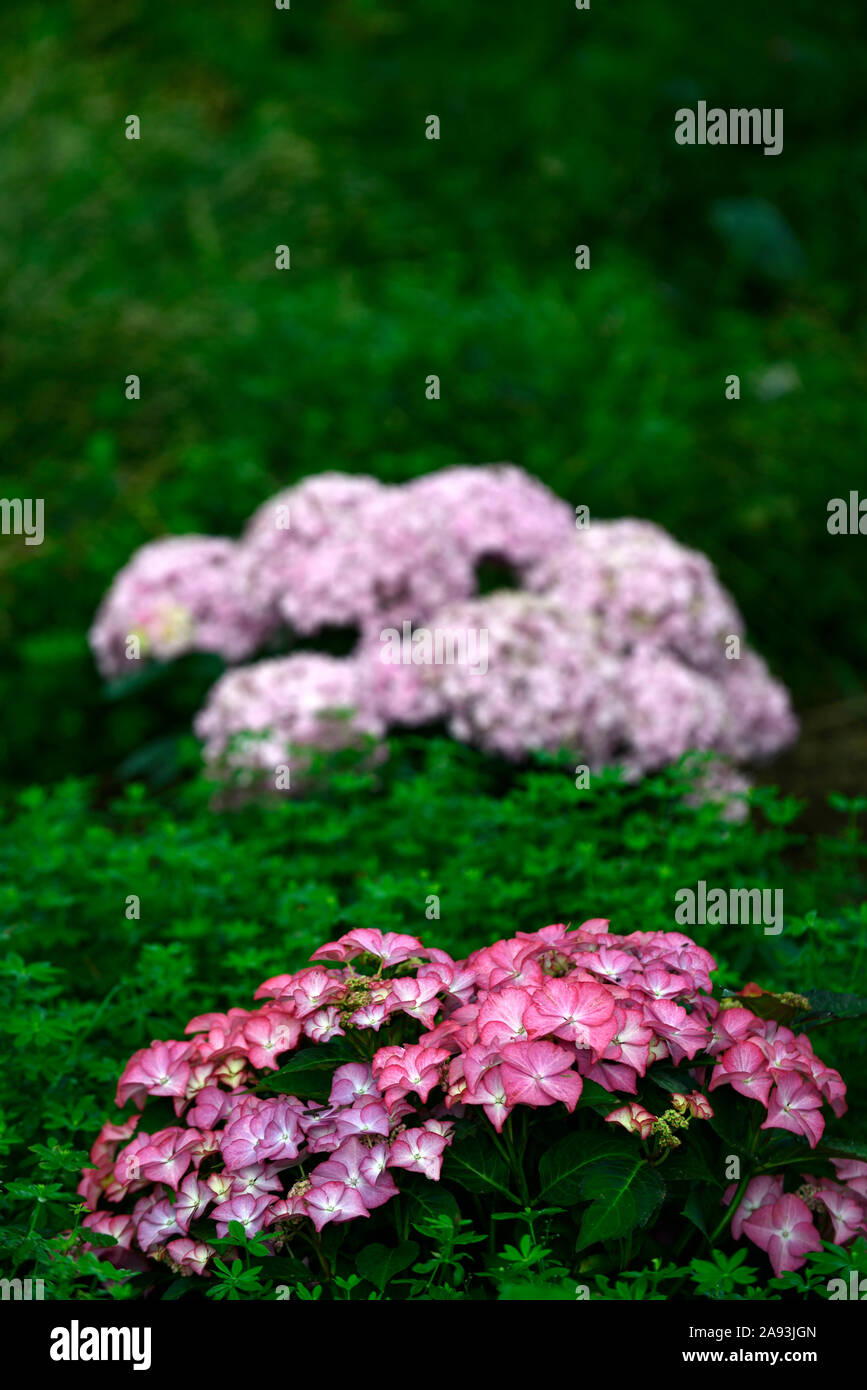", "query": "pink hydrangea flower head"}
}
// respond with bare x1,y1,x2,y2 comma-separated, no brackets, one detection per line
723,1174,784,1240
194,653,386,786
164,1239,214,1276
302,1181,371,1232
709,1041,774,1107
82,917,854,1277
742,1193,823,1276
387,1128,450,1181
116,1041,192,1109
89,535,269,677
498,1040,583,1111
311,929,424,966
761,1073,825,1148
